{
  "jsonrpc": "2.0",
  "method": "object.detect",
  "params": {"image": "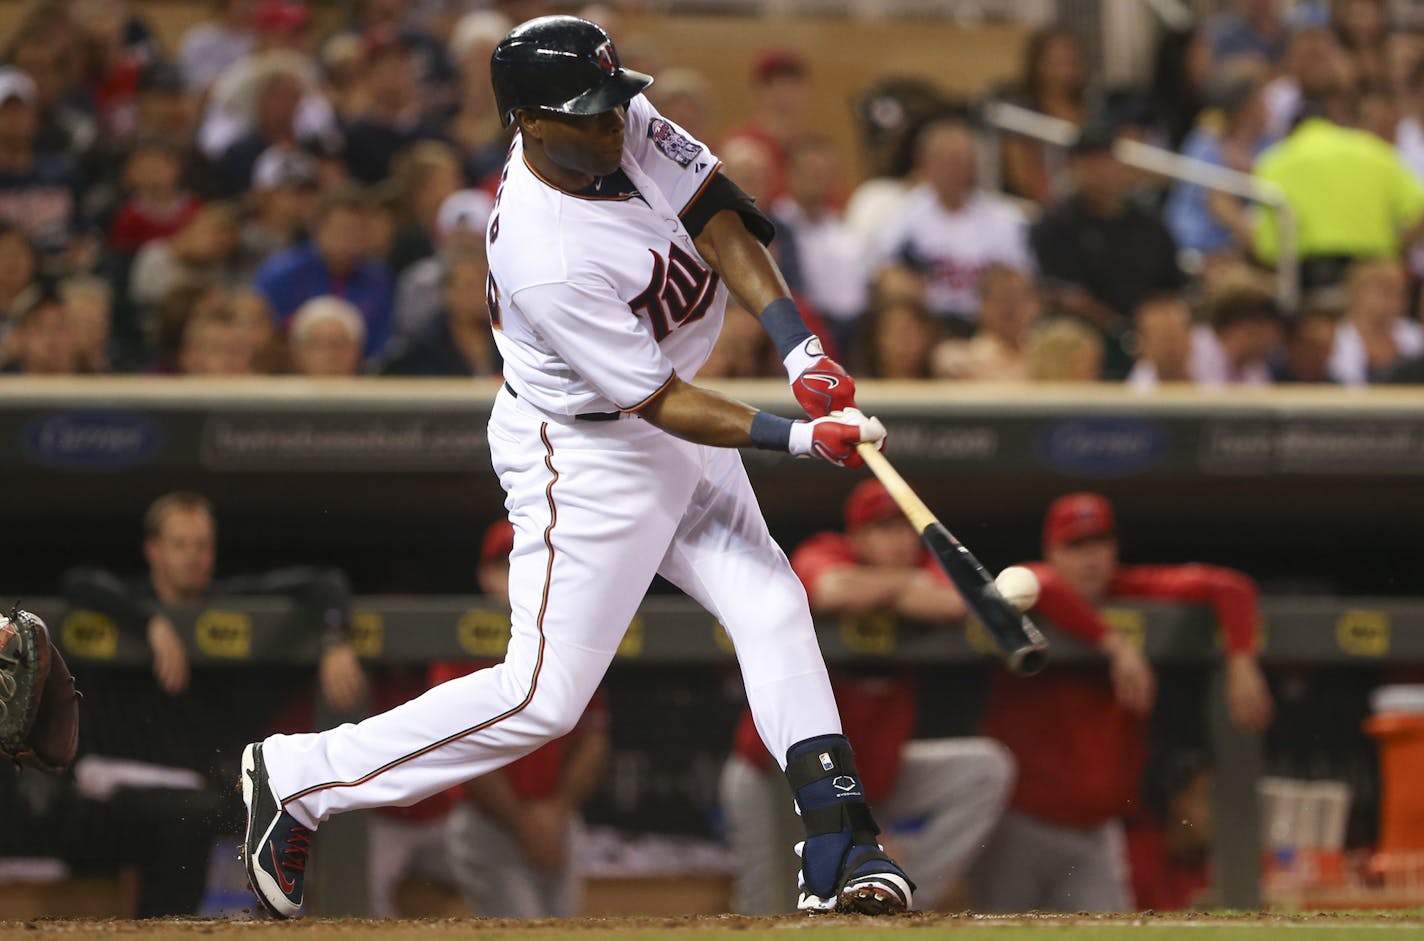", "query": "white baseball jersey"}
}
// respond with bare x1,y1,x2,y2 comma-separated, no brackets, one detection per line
487,94,727,417
260,95,846,838
876,185,1033,322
